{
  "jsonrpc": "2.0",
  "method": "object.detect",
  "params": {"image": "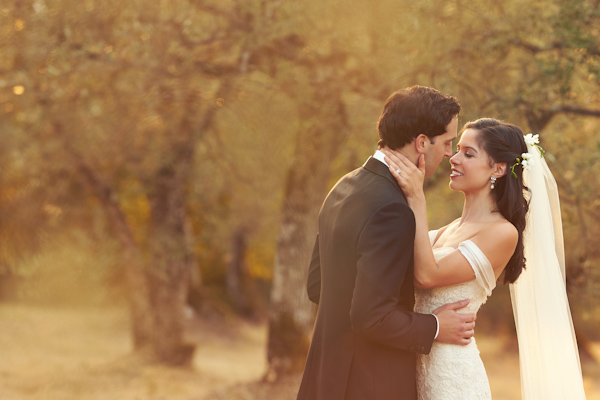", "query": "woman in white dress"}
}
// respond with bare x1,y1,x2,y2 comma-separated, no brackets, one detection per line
383,118,586,400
